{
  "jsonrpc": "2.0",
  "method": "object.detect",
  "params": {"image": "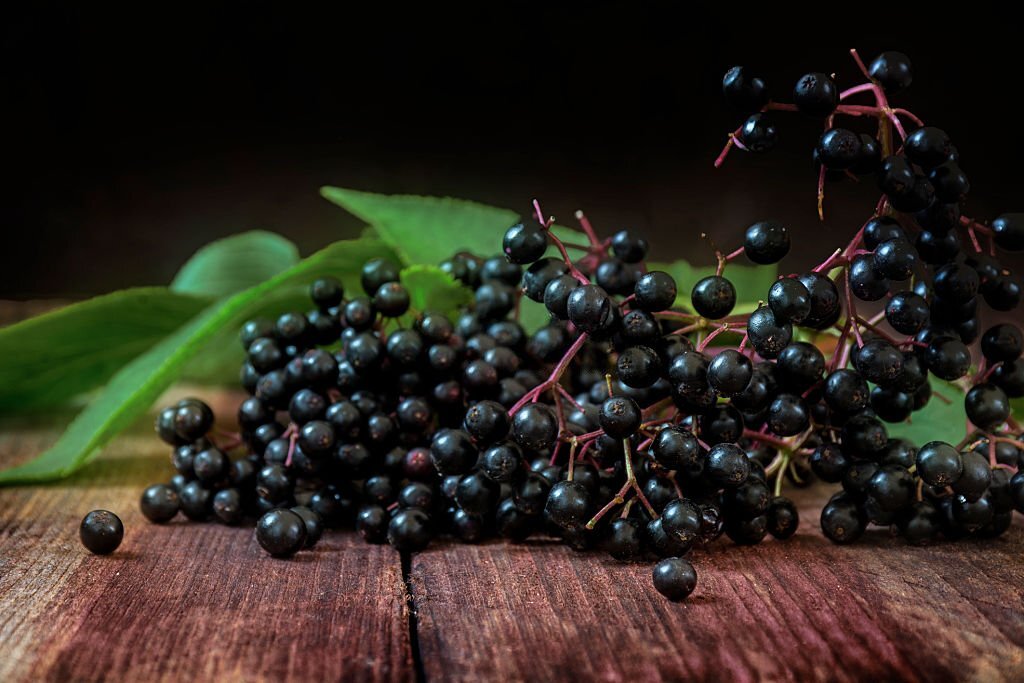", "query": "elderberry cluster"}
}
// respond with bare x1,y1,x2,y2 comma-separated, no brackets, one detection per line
720,50,1024,544
132,49,1024,604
